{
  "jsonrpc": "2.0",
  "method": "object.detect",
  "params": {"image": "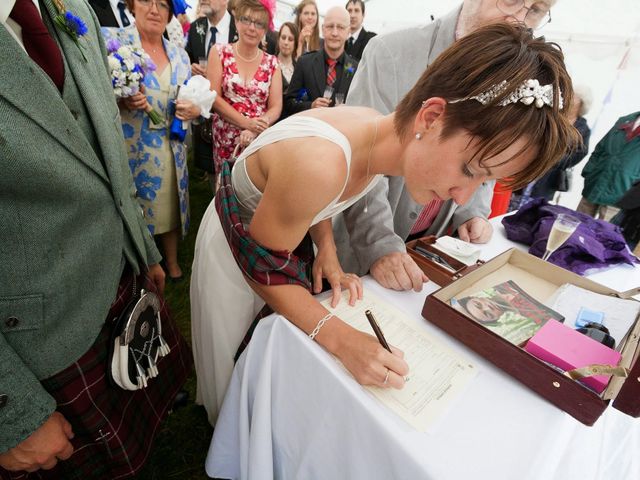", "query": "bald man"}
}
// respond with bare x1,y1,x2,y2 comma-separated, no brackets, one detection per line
284,6,358,115
334,0,556,292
